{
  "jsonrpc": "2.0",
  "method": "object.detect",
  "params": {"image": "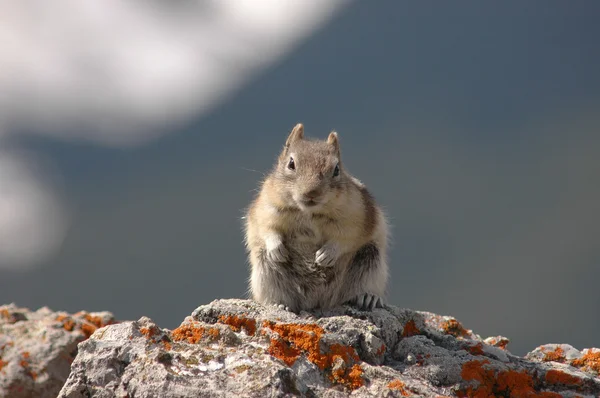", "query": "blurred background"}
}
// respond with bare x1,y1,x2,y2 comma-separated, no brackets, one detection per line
1,1,599,356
